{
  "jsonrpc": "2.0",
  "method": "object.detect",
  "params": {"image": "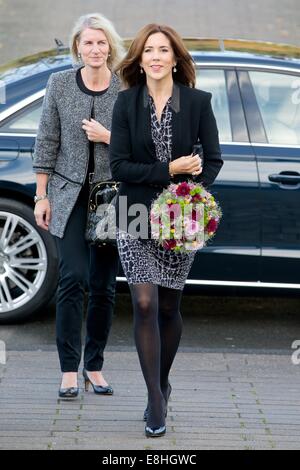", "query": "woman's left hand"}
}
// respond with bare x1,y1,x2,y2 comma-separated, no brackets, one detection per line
82,118,110,144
